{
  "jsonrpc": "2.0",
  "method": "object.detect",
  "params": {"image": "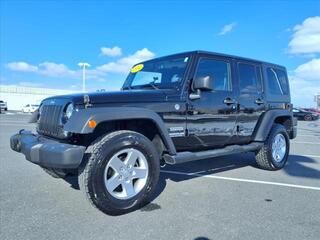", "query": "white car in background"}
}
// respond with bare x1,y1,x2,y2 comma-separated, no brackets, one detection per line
0,100,8,111
22,104,39,113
